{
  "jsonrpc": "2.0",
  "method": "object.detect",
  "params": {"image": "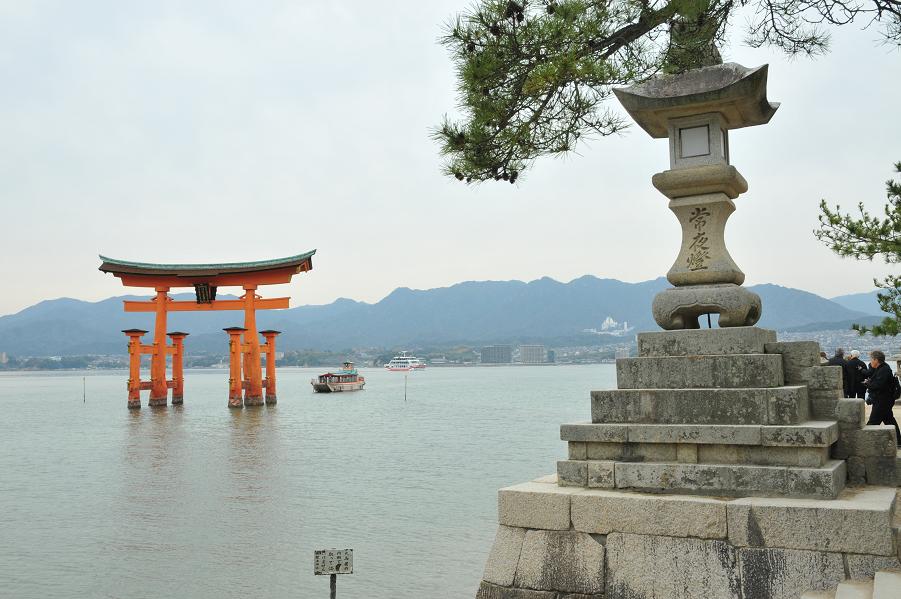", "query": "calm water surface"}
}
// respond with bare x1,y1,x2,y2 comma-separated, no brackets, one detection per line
0,365,616,599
